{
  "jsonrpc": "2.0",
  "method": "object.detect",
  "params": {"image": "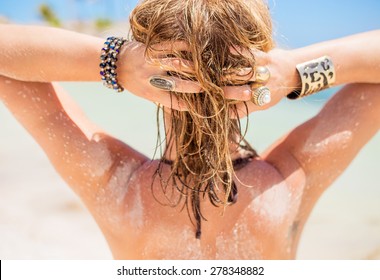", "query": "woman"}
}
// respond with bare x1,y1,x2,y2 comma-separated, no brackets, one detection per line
0,0,379,259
